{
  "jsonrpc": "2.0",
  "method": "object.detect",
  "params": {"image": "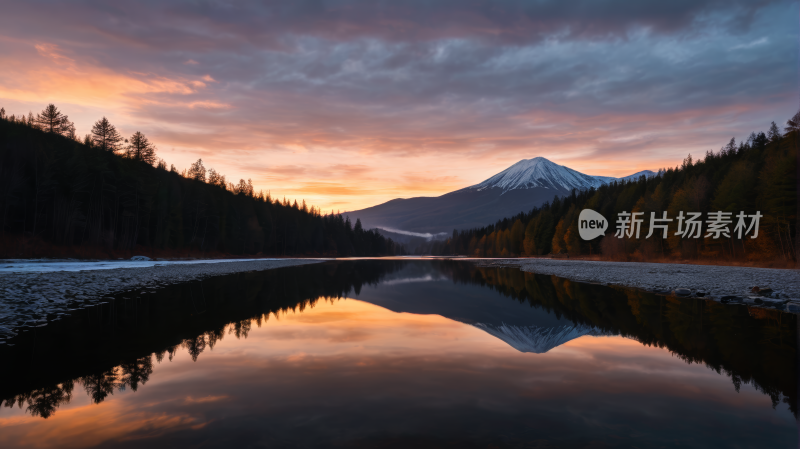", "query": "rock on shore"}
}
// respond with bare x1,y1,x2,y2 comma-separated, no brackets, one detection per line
481,259,800,312
0,259,321,343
